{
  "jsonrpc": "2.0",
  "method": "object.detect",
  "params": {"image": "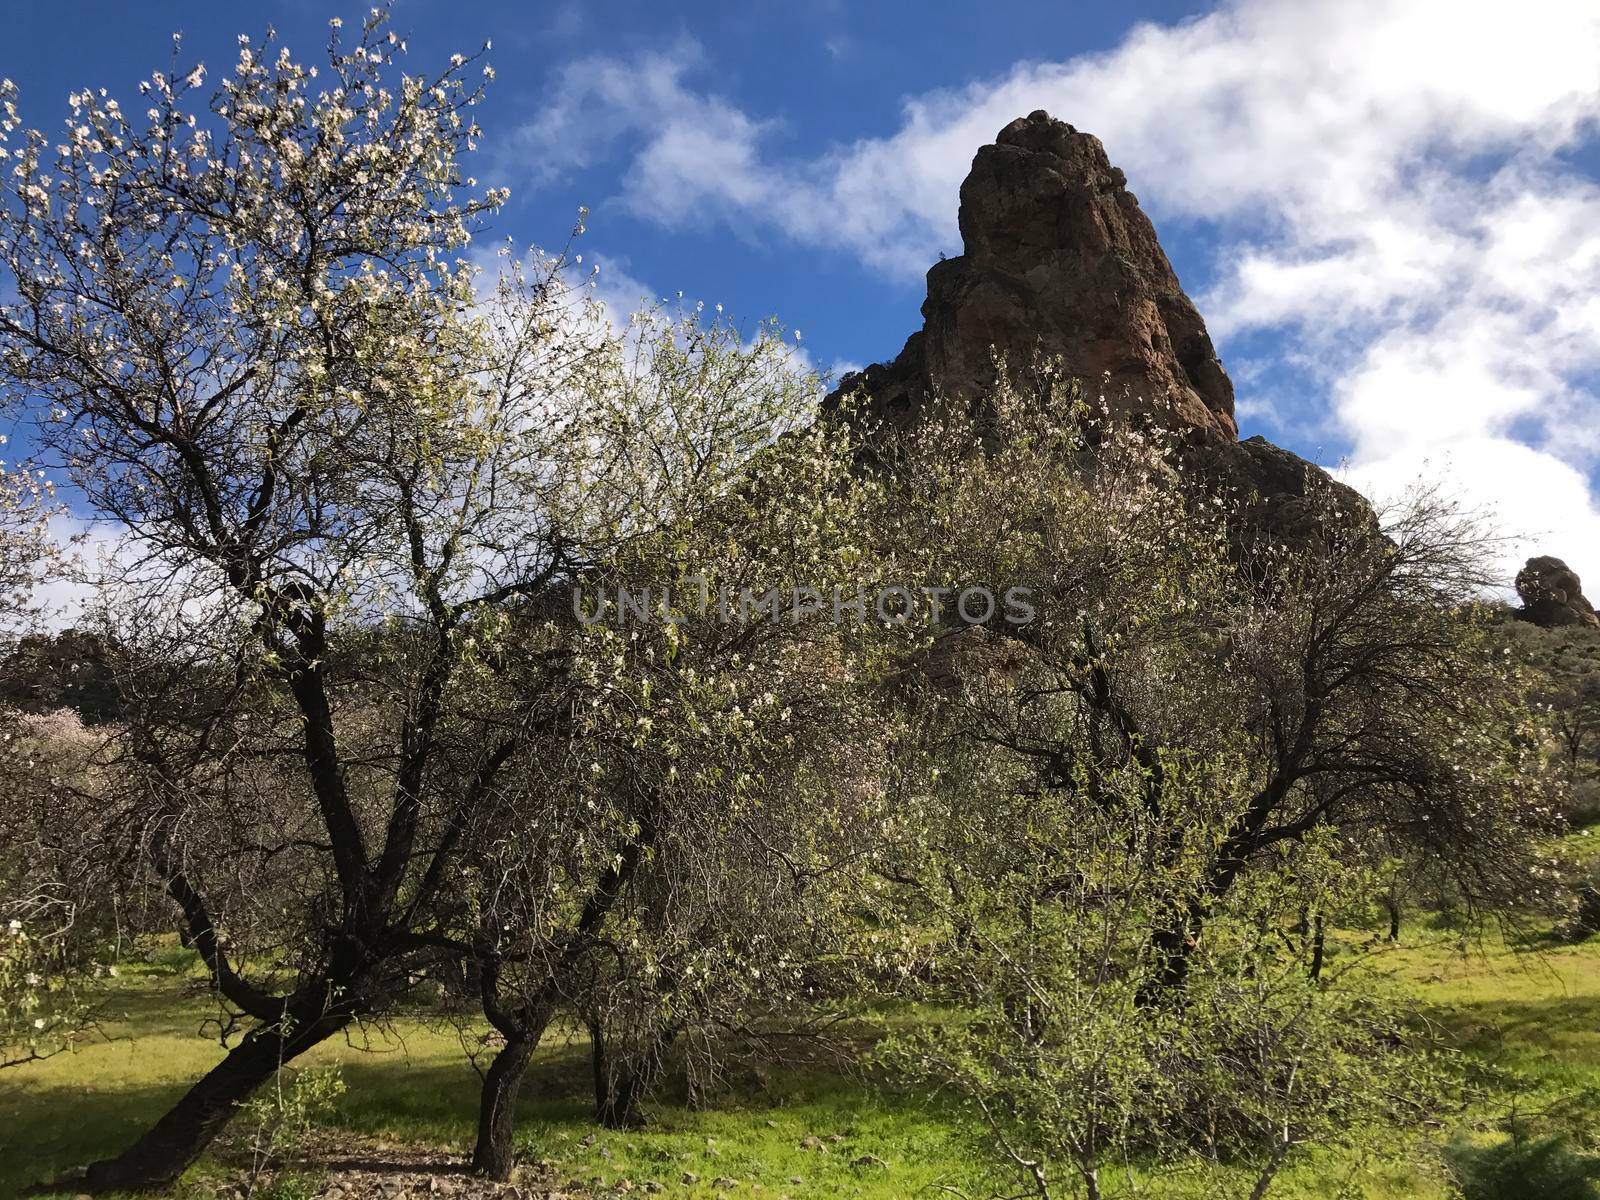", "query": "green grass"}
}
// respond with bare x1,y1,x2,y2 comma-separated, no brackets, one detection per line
507,1080,996,1200
0,947,993,1200
6,921,1600,1200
